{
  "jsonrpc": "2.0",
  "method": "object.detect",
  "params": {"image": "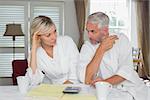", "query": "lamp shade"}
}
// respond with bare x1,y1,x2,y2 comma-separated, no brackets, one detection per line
4,24,24,36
